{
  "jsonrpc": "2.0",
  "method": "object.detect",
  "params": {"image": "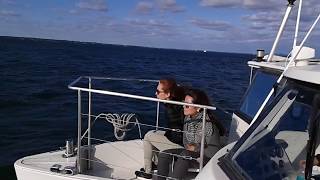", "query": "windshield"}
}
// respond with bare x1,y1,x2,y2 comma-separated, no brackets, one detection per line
239,70,278,121
230,82,318,180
